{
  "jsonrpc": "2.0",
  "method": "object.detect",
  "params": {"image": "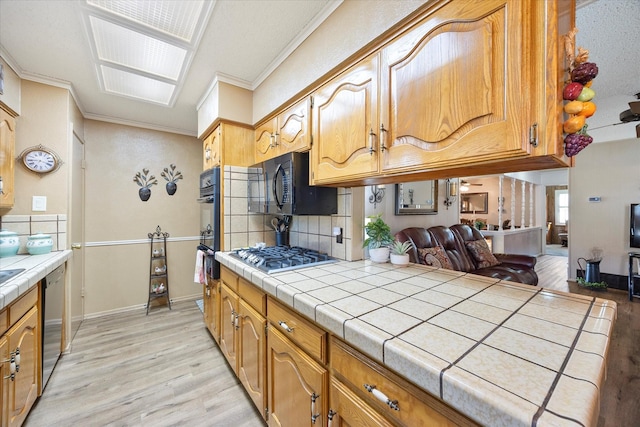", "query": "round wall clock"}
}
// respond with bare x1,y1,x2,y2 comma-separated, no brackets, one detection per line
18,145,62,175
